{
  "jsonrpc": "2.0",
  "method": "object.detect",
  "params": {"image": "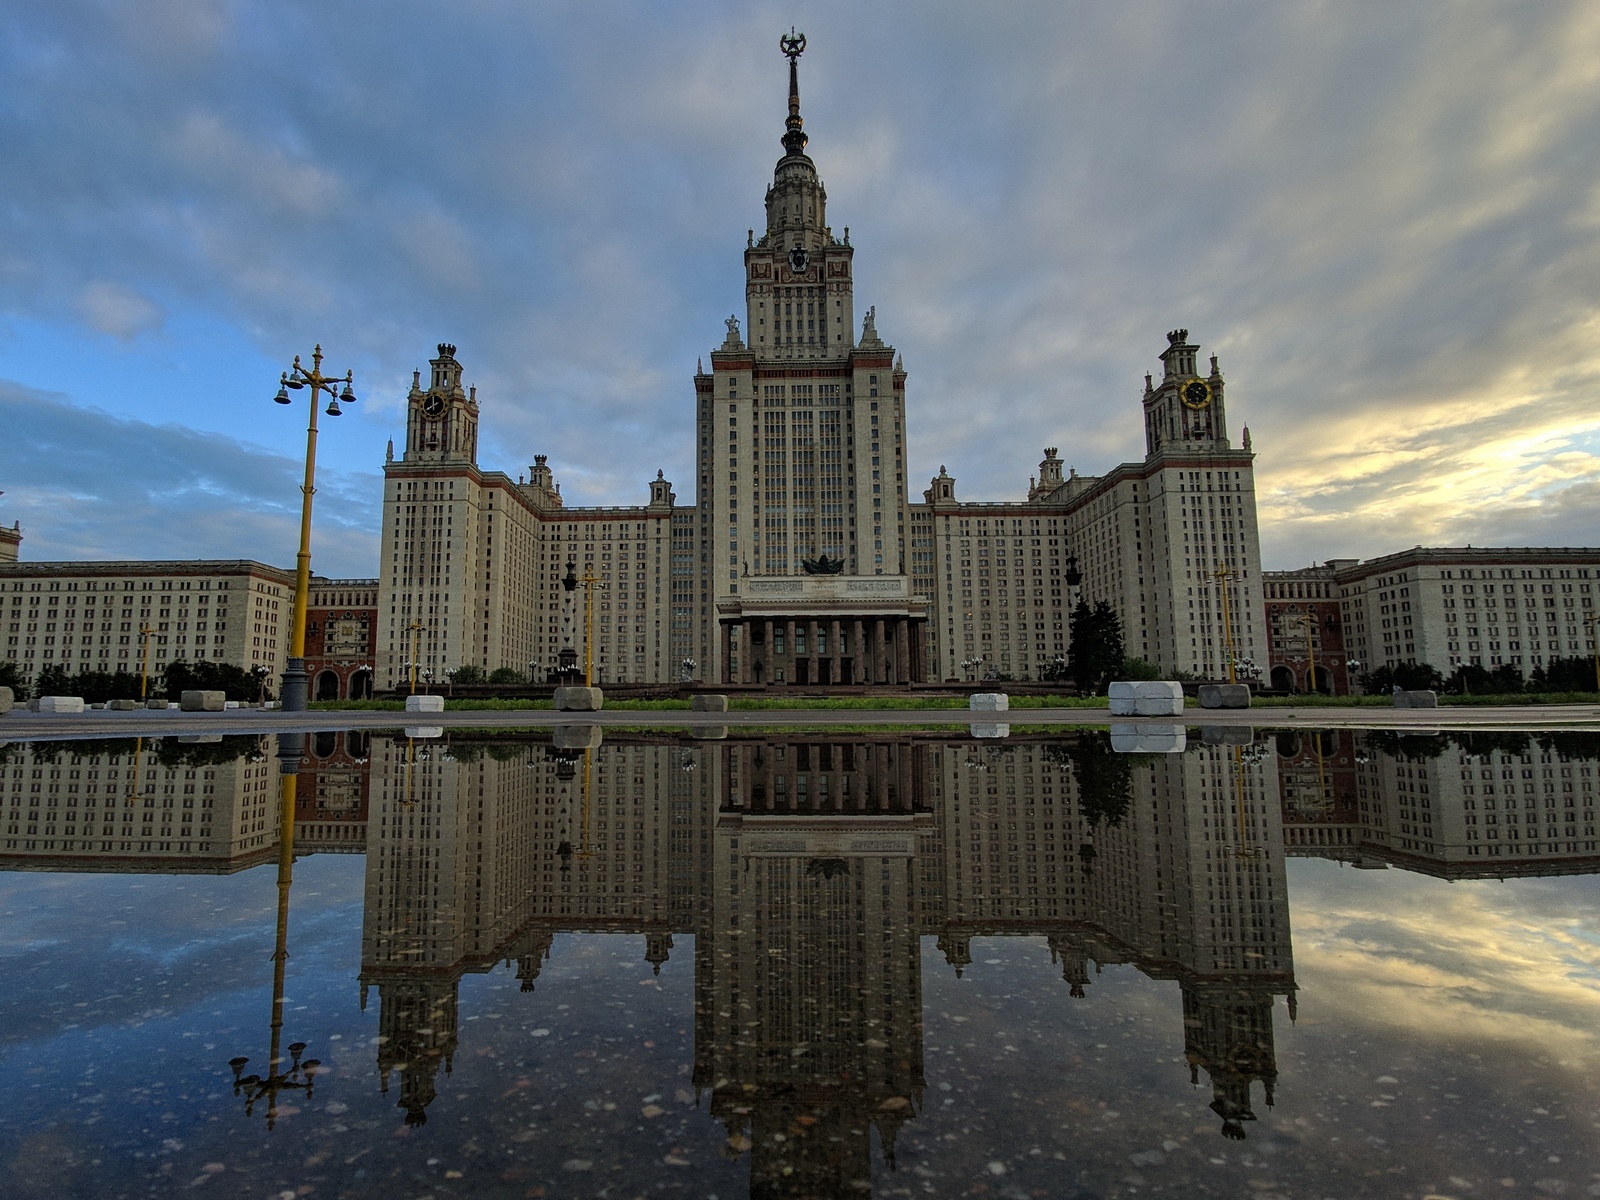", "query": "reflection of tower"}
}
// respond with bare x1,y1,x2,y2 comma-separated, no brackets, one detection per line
370,978,459,1126
1182,983,1280,1140
698,735,931,1195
